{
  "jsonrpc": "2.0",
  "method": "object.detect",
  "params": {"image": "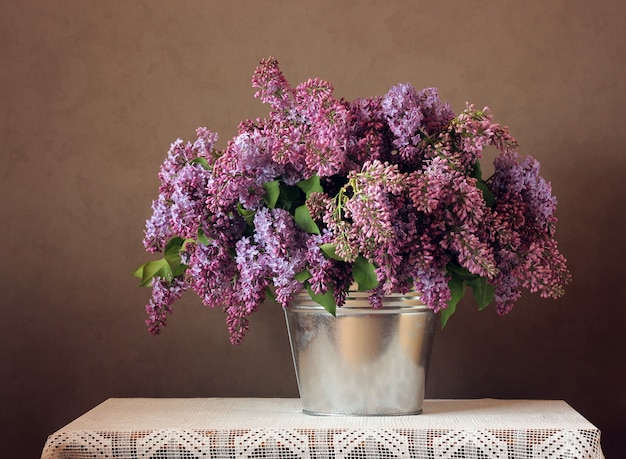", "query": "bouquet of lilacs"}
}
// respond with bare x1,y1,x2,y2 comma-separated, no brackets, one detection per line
135,57,570,344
